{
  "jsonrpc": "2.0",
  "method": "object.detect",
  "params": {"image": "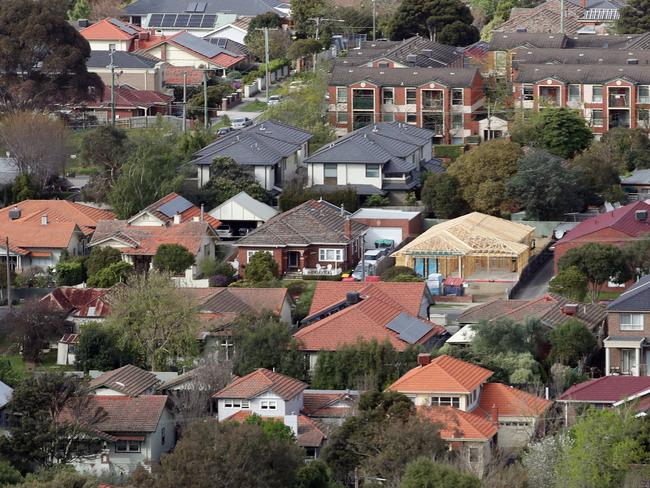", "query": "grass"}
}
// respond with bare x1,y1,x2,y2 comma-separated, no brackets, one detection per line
239,100,268,112
597,290,623,300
